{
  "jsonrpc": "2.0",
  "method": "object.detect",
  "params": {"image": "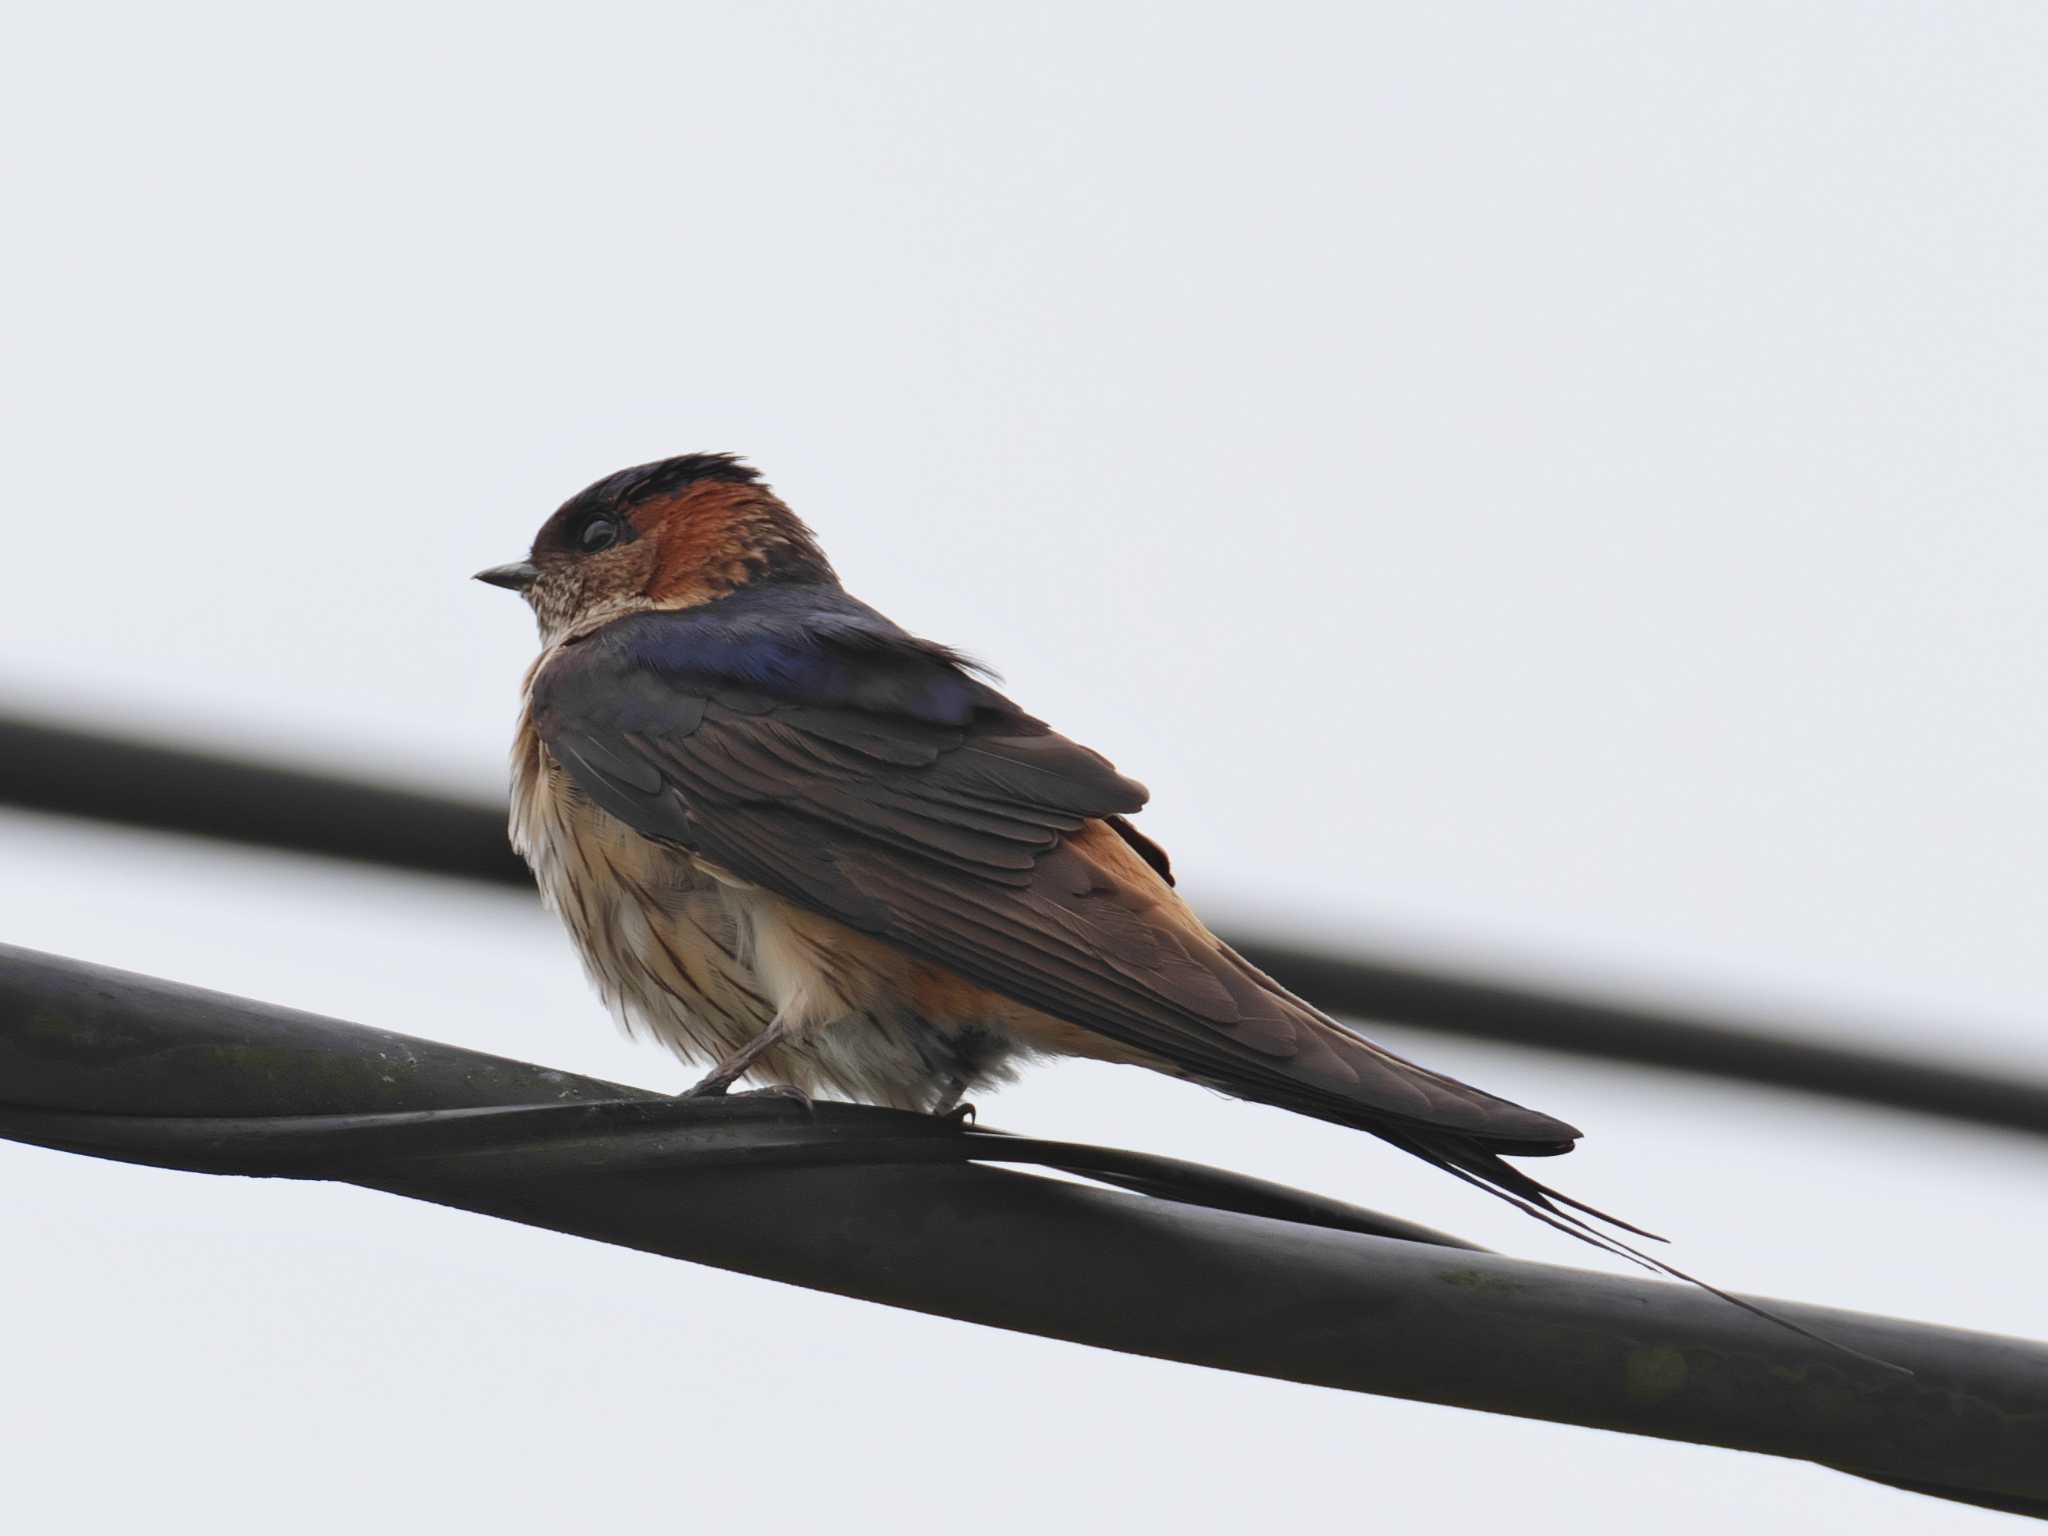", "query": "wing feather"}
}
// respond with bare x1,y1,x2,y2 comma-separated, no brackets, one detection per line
530,606,1577,1149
